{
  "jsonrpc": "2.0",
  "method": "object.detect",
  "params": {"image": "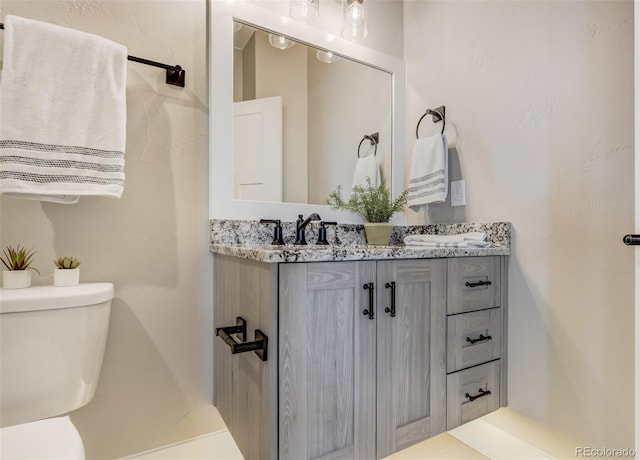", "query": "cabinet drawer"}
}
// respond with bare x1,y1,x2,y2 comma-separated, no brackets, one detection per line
446,360,500,430
447,308,501,373
447,257,501,314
